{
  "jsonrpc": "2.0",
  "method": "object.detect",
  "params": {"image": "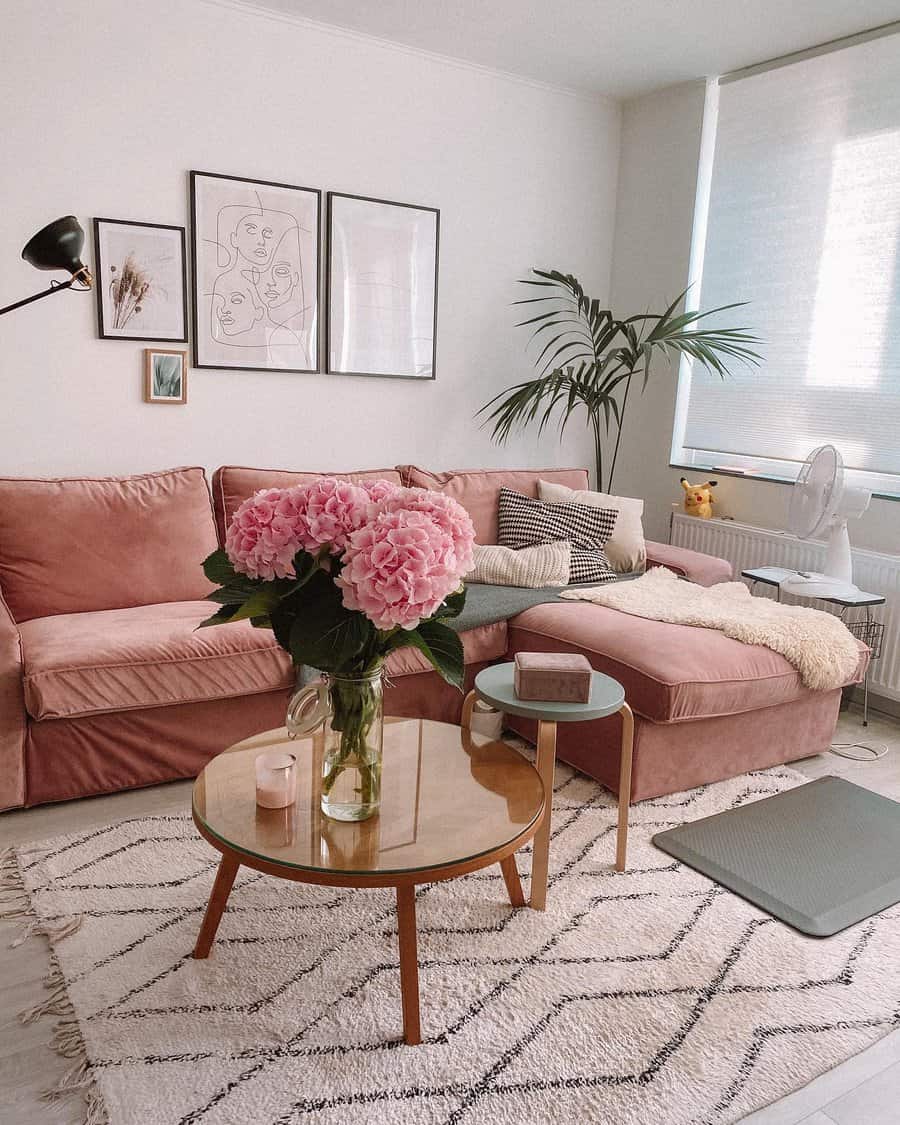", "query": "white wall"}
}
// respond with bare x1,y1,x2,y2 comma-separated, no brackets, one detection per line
609,81,900,556
0,0,620,480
